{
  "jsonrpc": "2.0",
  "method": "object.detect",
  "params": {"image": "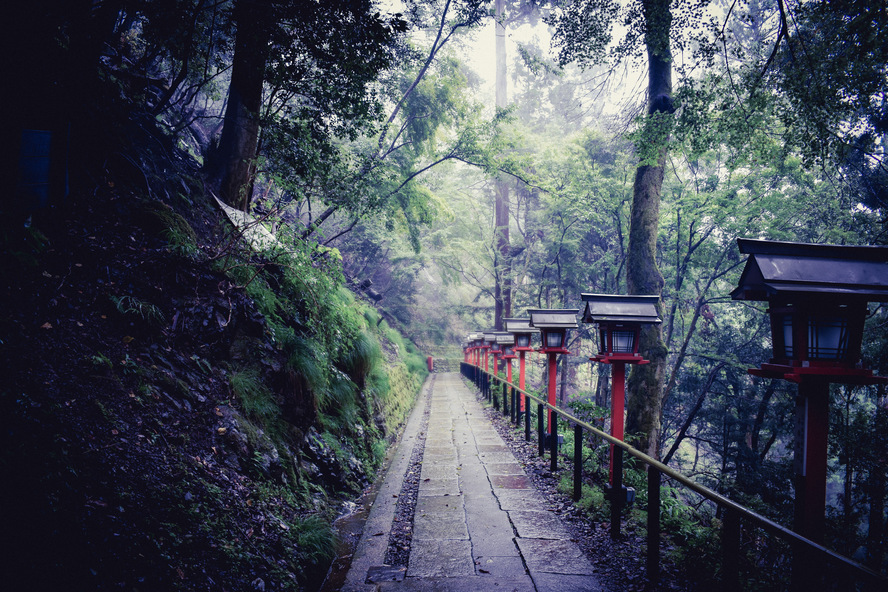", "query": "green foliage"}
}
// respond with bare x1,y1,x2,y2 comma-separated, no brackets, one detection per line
627,111,675,166
546,0,620,68
230,369,278,426
556,461,612,521
110,295,166,325
152,208,199,258
289,514,338,571
658,488,721,584
89,352,114,371
567,397,608,426
1,226,50,269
